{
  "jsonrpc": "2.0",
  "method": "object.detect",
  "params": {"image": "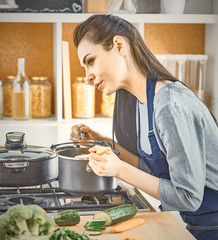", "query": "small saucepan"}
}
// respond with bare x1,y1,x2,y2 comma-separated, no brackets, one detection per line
51,131,119,193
